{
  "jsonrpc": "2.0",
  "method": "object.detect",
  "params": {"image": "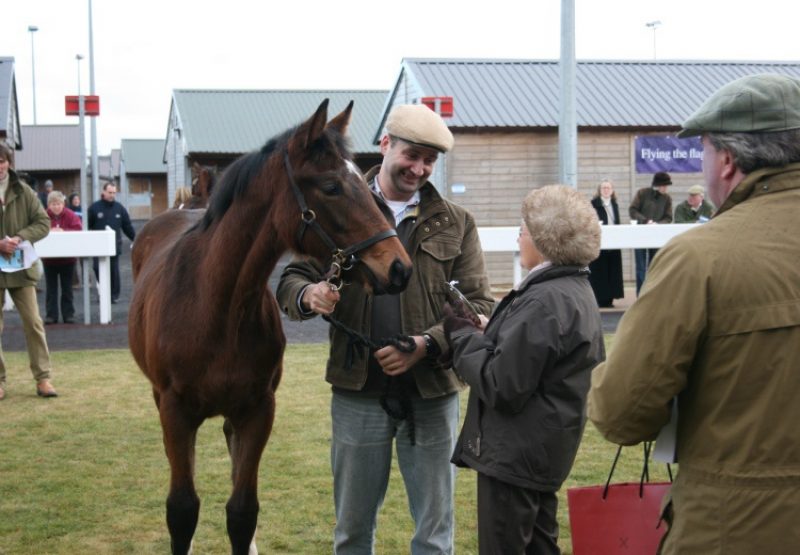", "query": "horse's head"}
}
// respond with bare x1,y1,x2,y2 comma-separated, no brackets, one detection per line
283,100,412,294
